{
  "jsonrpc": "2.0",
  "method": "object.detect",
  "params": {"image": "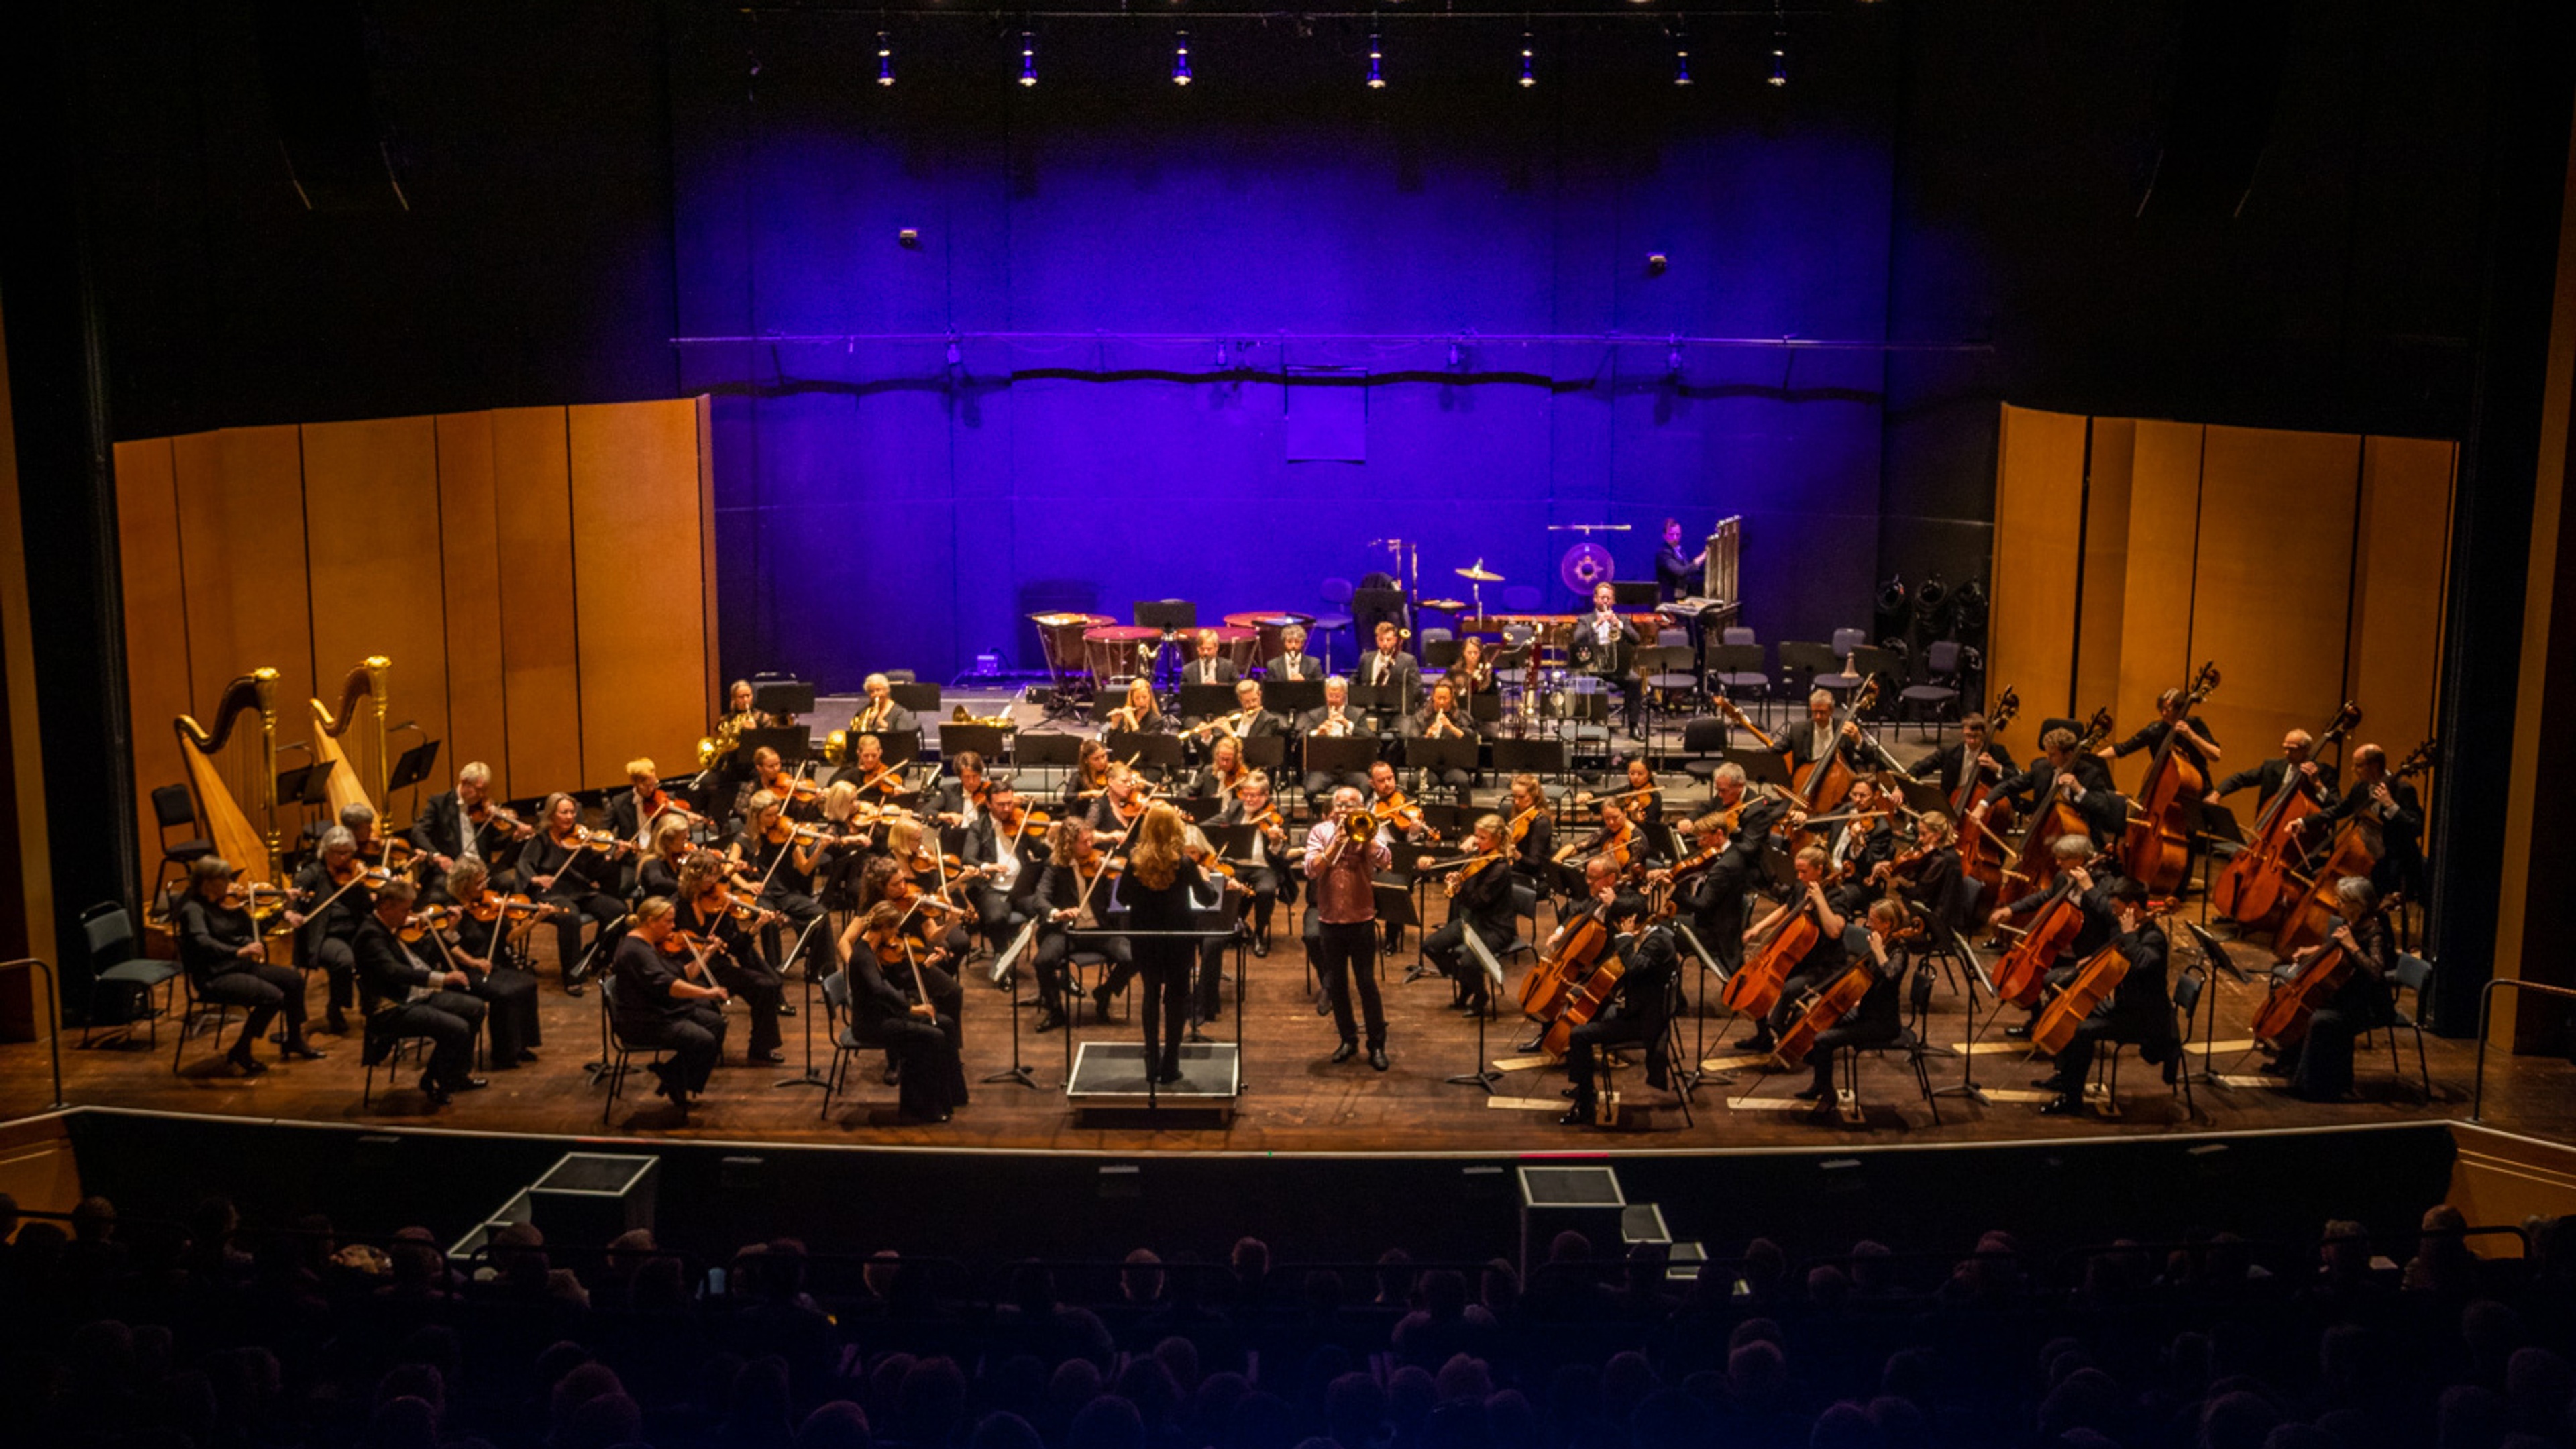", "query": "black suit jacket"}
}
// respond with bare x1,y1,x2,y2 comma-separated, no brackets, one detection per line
1265,652,1320,684
1182,657,1238,686
2213,755,2339,810
351,914,447,1008
1911,740,2019,796
1356,650,1420,694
